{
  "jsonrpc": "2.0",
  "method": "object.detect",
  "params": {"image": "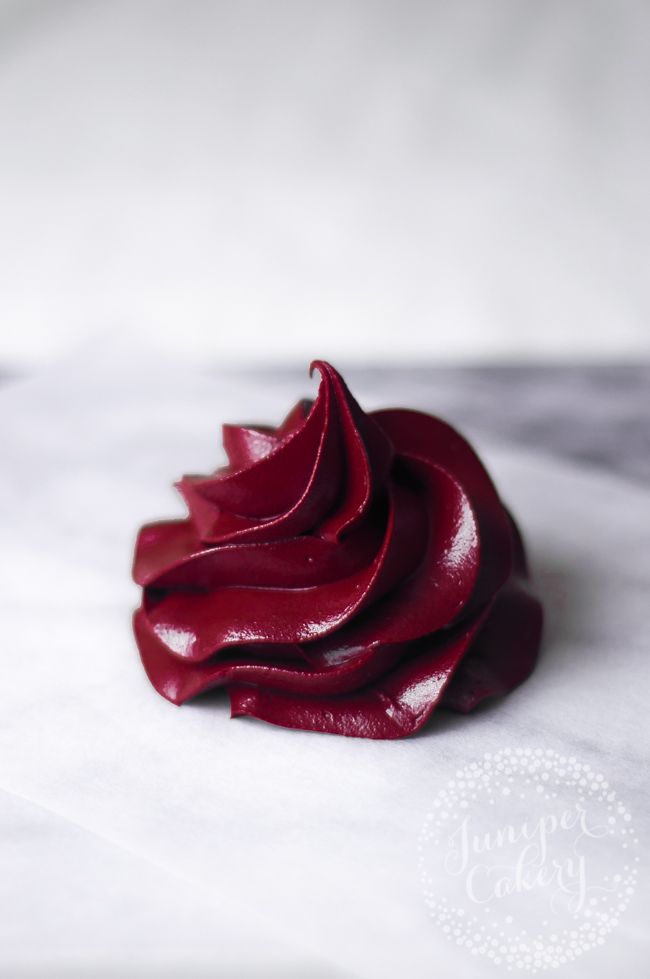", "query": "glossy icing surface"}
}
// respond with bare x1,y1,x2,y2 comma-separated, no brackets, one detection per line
132,361,543,738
